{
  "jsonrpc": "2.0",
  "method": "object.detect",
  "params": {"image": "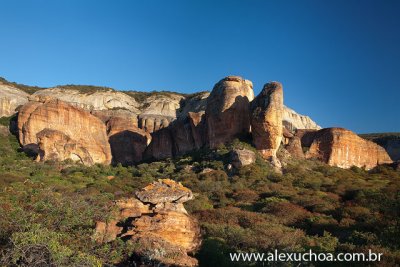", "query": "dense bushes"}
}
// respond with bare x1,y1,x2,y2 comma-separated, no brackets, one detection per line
0,134,399,266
